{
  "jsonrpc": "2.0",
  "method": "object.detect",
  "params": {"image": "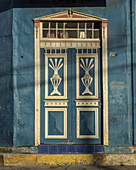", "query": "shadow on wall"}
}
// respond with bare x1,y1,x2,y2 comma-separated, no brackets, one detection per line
0,0,106,13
